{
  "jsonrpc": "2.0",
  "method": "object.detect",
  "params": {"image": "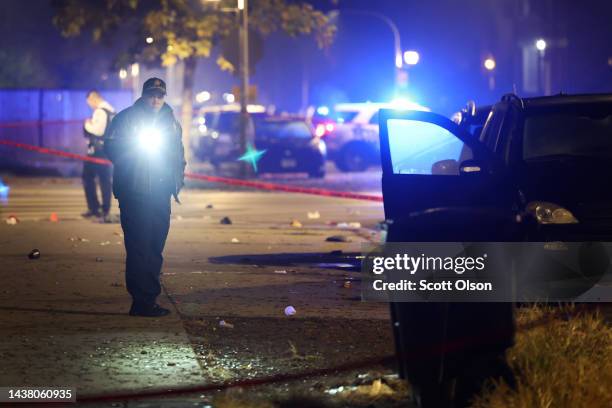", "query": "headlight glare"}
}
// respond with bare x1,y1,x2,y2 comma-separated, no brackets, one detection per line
527,201,578,224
